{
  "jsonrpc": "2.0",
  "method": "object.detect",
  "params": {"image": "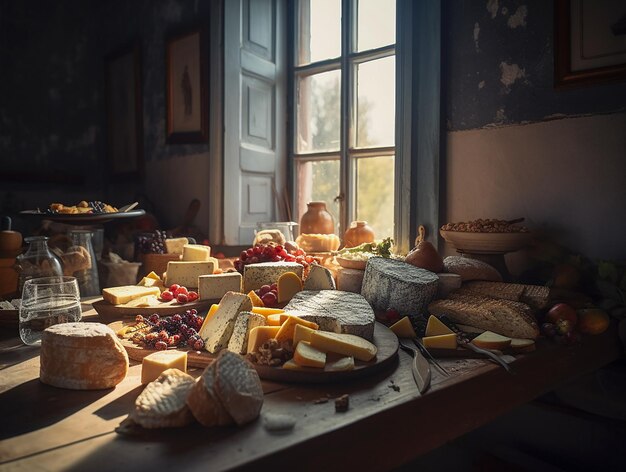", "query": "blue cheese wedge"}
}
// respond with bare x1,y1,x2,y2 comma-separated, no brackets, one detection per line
227,311,267,354
198,272,243,300
164,260,216,288
303,264,336,291
199,292,252,353
283,290,375,341
243,262,304,293
361,257,438,316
